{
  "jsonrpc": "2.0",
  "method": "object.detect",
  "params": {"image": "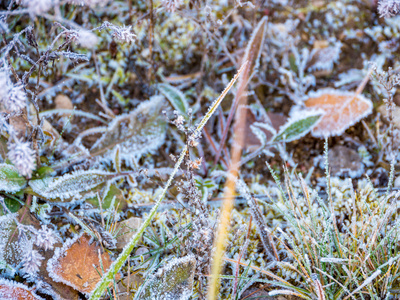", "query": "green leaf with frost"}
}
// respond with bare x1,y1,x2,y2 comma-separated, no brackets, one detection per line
90,96,167,158
272,110,324,143
0,164,27,193
137,255,196,300
28,170,117,201
158,83,189,117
